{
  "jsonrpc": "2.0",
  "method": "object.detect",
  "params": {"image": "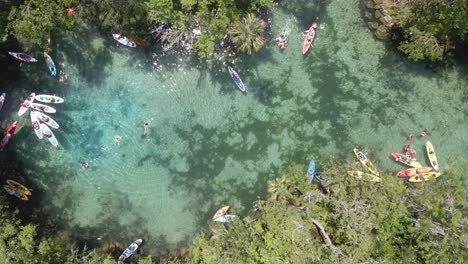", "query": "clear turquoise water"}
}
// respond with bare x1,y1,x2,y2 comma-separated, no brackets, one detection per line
1,0,467,253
